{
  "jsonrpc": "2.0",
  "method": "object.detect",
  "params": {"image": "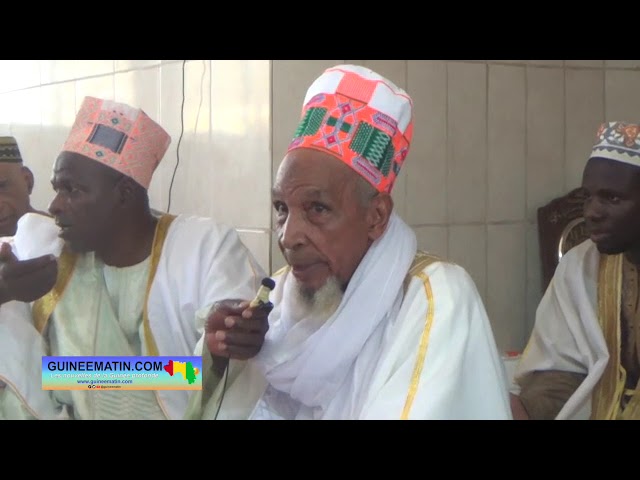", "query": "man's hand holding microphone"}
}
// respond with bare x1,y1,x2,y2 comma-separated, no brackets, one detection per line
205,277,275,361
